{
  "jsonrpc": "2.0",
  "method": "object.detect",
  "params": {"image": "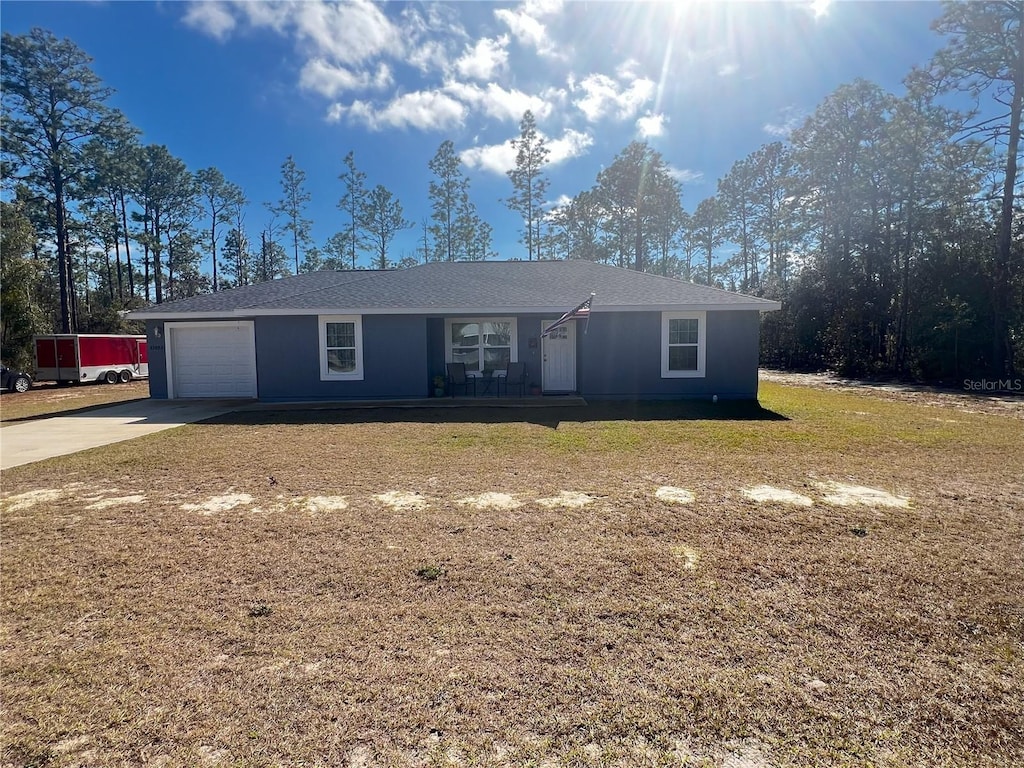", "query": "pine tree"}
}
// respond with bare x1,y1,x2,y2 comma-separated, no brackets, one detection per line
505,111,550,261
